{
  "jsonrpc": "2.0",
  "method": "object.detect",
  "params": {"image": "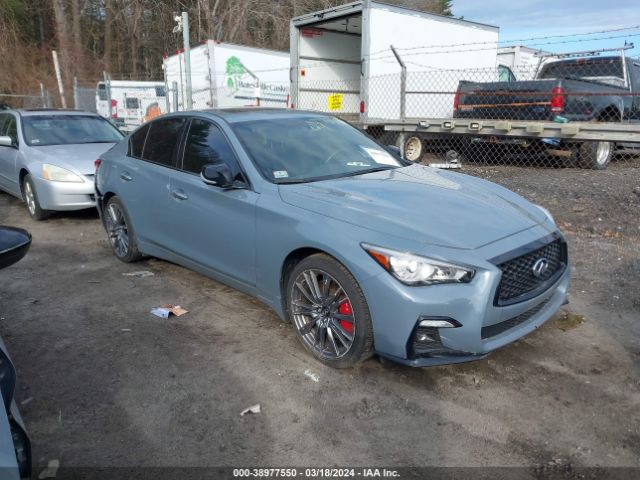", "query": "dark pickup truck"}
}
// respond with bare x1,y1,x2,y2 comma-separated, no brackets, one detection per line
453,55,640,169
